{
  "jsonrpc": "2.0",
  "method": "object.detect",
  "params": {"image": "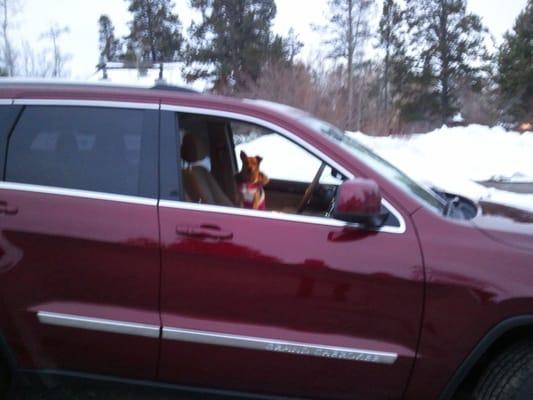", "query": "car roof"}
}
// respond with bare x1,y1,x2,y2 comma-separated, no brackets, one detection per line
0,79,310,124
